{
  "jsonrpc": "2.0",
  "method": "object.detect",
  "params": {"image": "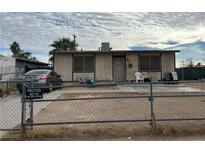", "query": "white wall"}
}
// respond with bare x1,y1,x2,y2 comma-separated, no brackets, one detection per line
0,58,16,81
